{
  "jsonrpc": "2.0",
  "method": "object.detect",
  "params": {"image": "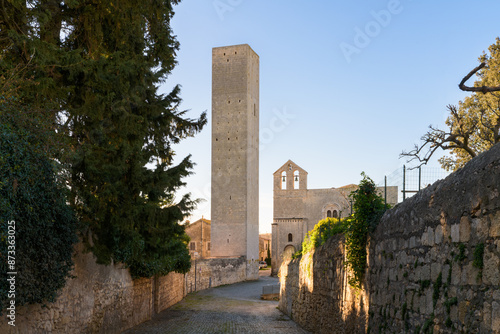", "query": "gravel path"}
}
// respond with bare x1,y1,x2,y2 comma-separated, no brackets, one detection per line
122,270,309,334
